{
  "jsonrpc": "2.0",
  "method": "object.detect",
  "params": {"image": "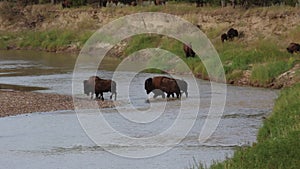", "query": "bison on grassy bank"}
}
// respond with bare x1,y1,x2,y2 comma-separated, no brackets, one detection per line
145,76,182,99
227,28,239,40
183,43,196,58
221,28,239,43
62,0,71,8
221,33,228,43
287,43,300,54
83,76,117,101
